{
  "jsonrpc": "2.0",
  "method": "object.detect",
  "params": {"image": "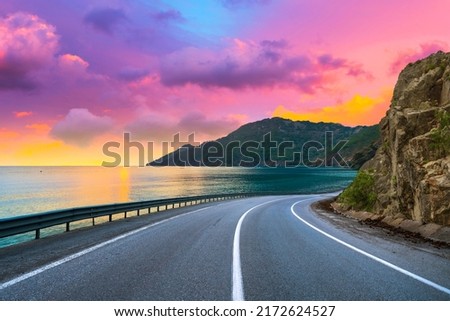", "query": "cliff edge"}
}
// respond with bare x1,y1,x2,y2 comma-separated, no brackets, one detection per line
339,51,450,227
